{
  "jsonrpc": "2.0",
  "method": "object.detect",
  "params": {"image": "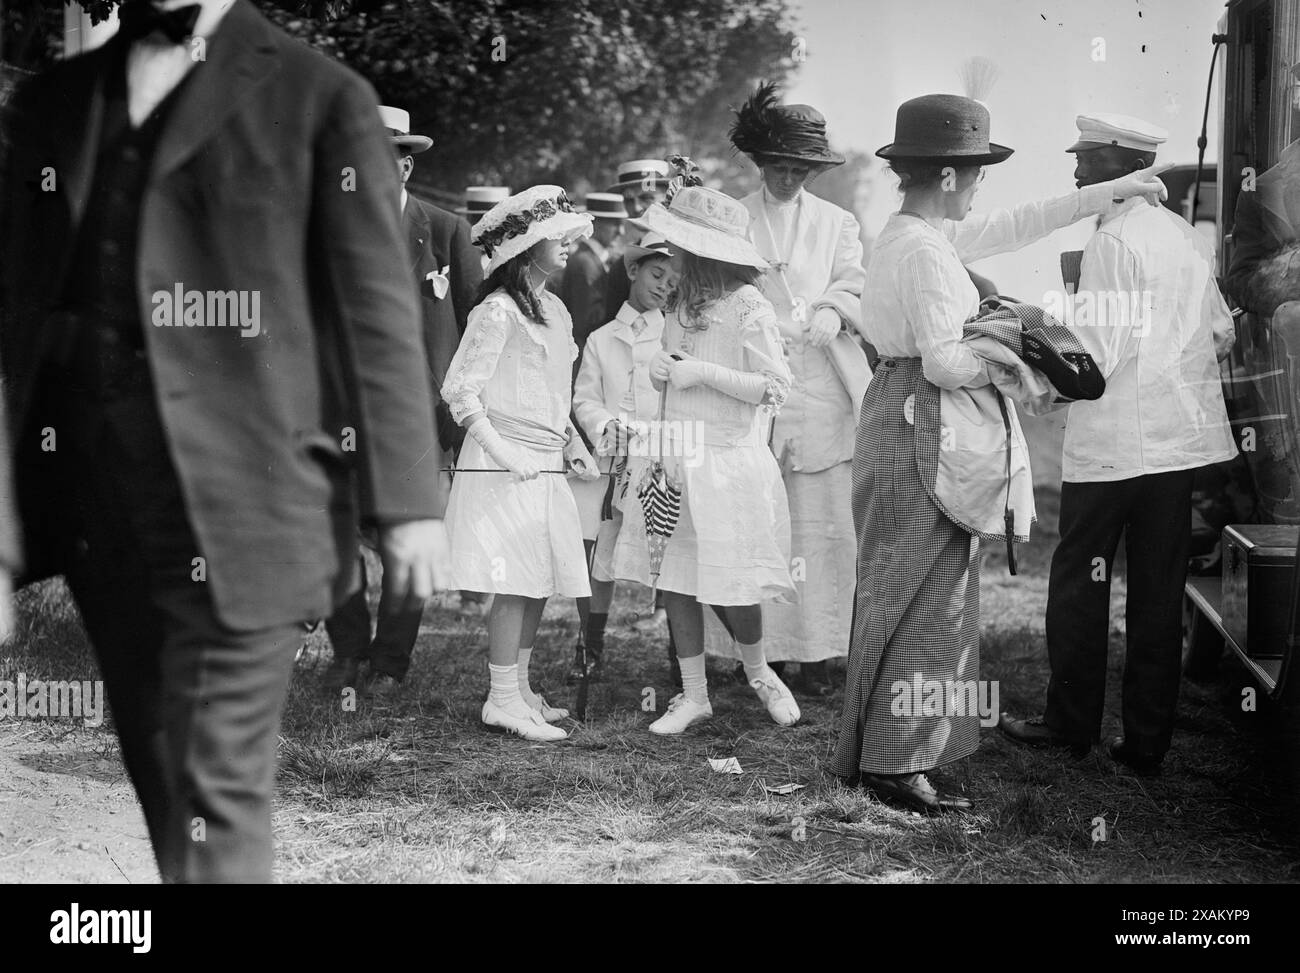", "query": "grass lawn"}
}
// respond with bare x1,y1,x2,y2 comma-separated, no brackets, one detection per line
2,484,1298,883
